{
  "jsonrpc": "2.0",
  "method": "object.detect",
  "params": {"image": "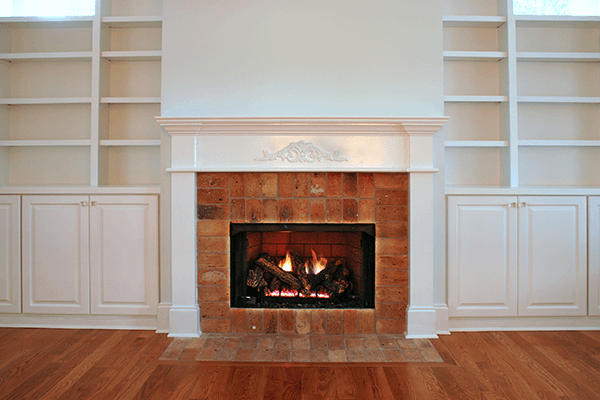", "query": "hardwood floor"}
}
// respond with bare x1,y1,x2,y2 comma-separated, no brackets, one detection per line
1,328,600,399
